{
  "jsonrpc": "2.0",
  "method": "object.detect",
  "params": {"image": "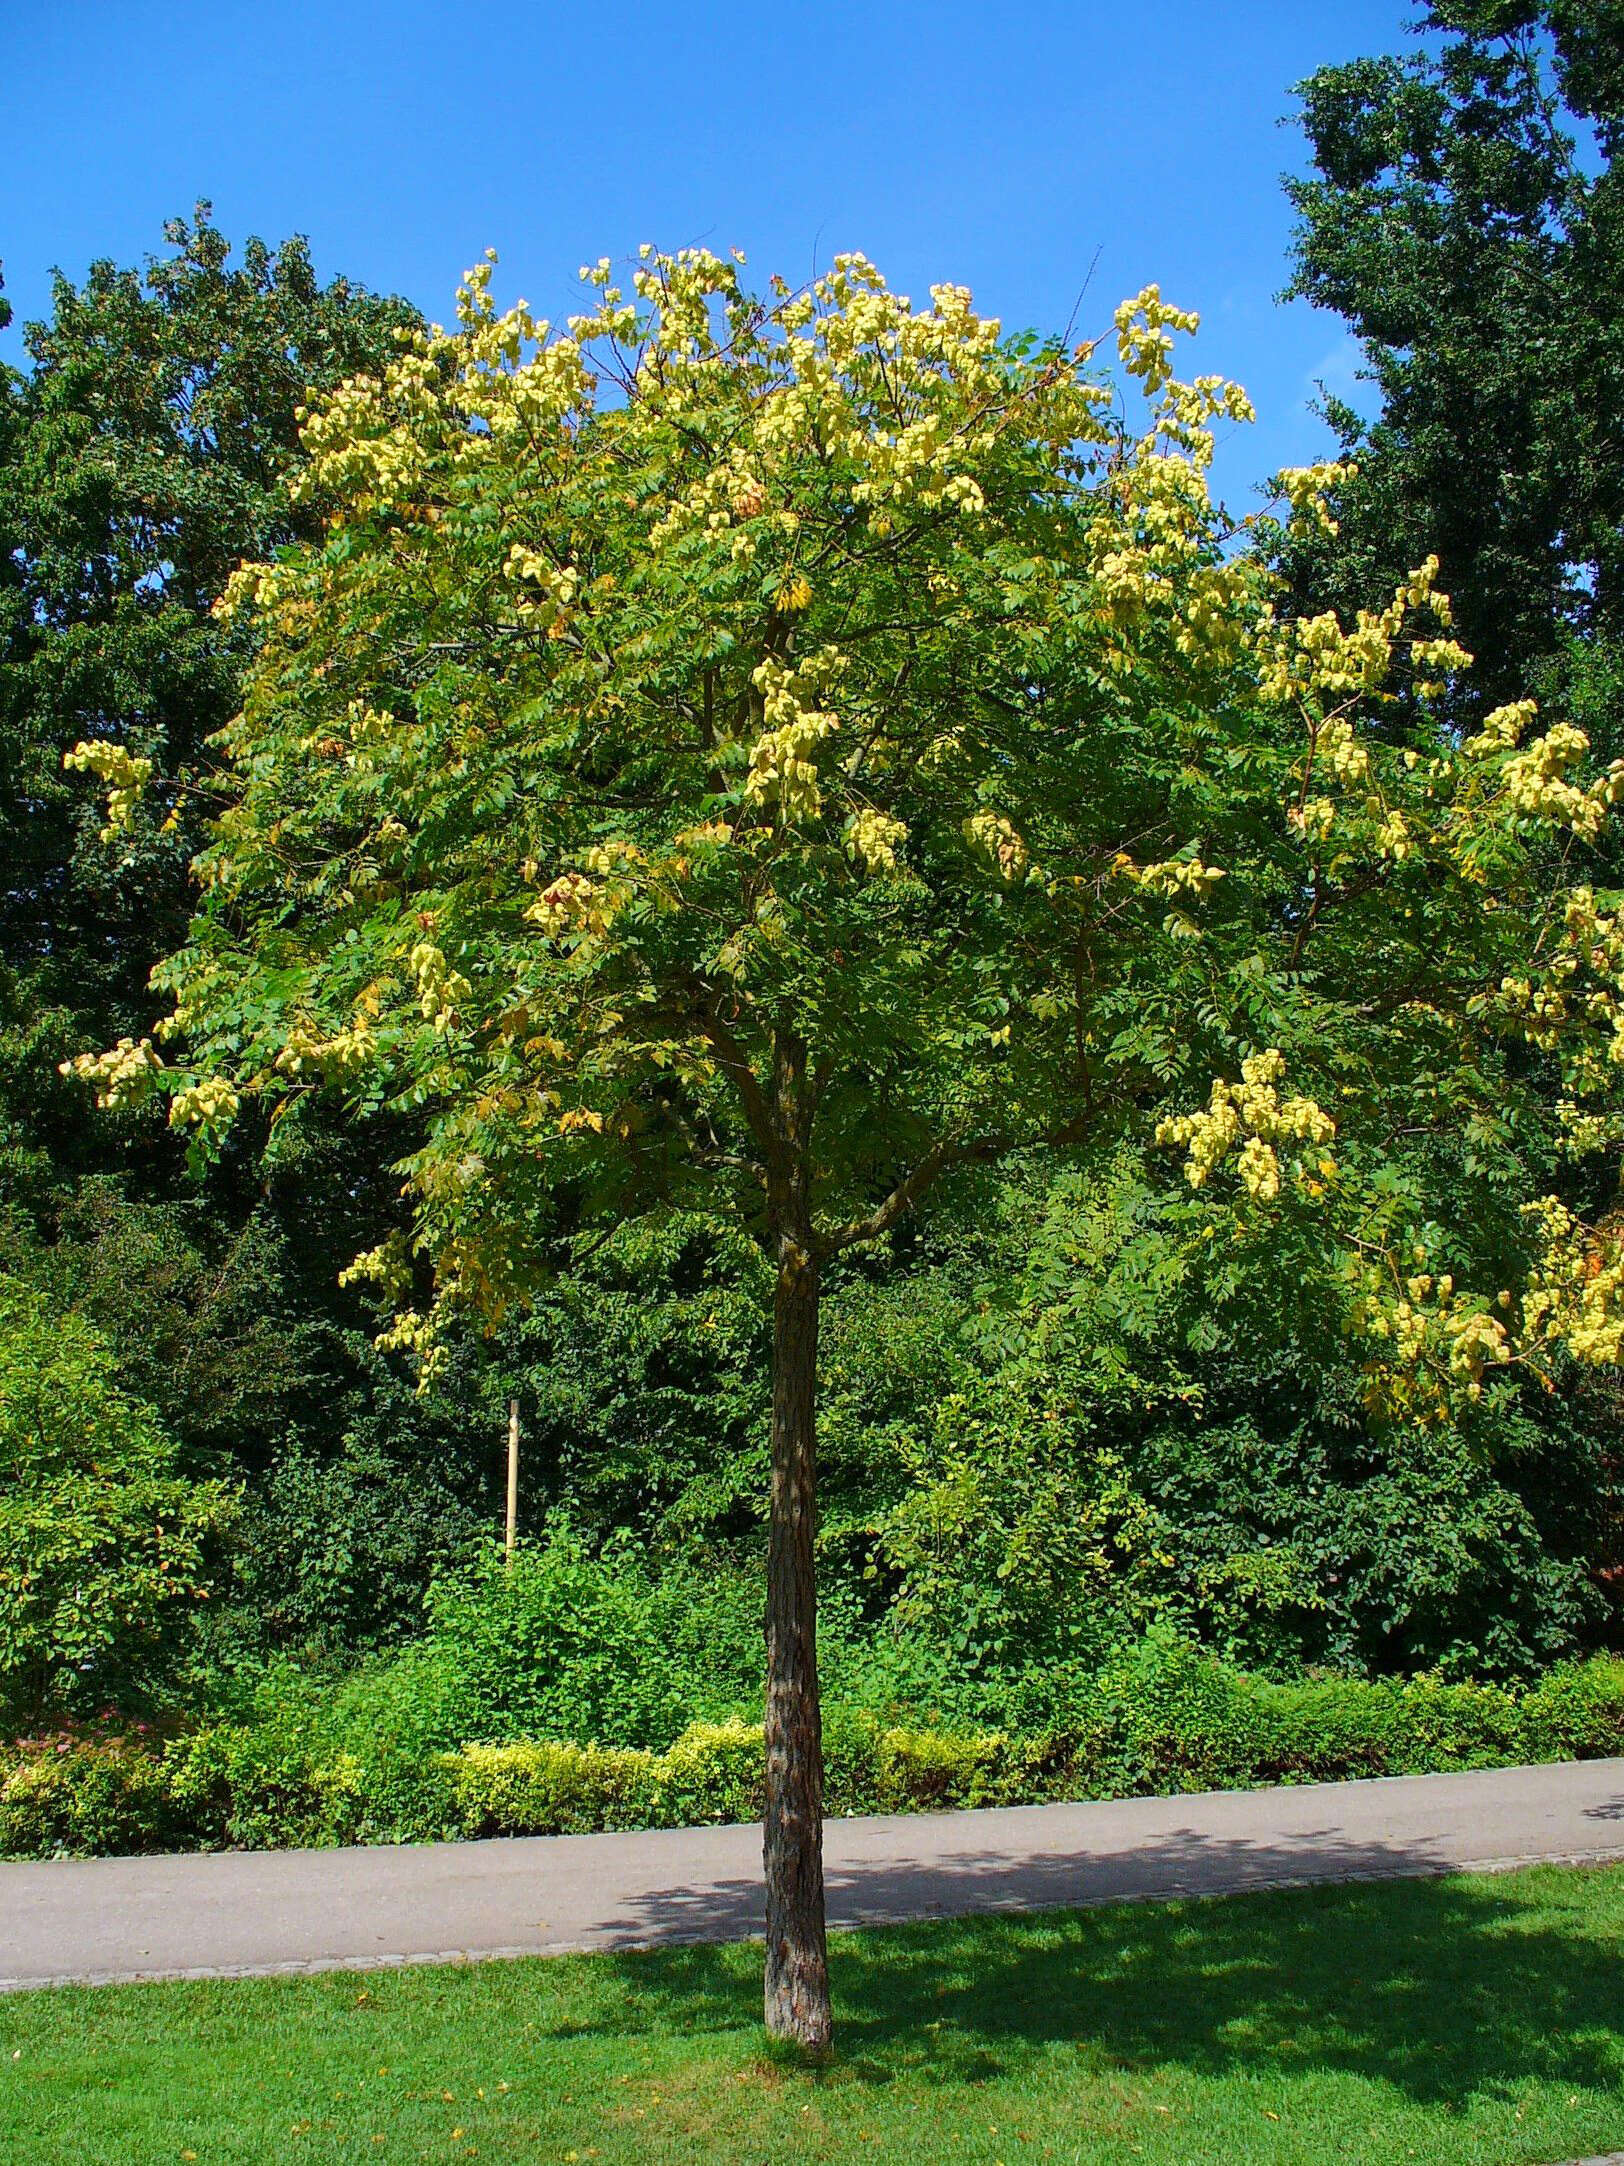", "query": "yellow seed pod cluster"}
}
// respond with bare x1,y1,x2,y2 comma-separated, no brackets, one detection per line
1290,796,1337,842
272,1020,377,1077
407,941,472,1030
338,1232,414,1305
58,1036,164,1110
1249,557,1466,708
1134,857,1226,900
1113,285,1200,393
1520,1197,1624,1367
1342,1247,1524,1412
1495,719,1624,840
212,559,298,625
525,842,651,942
62,741,153,839
744,654,846,821
1155,1049,1336,1202
844,807,909,875
502,544,581,632
1466,699,1535,752
1273,460,1357,534
1490,884,1624,1079
1555,1099,1623,1156
1318,717,1370,785
1080,342,1261,662
963,810,1034,883
372,1307,448,1388
167,1074,241,1131
526,872,606,939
